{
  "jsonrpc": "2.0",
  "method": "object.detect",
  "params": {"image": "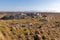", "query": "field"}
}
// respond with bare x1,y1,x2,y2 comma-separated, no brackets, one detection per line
0,12,60,40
